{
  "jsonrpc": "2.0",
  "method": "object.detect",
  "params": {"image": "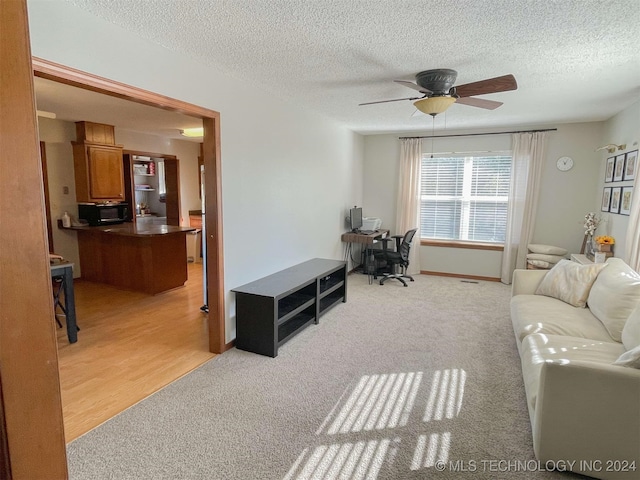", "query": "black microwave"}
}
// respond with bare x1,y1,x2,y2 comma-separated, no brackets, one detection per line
78,203,128,226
